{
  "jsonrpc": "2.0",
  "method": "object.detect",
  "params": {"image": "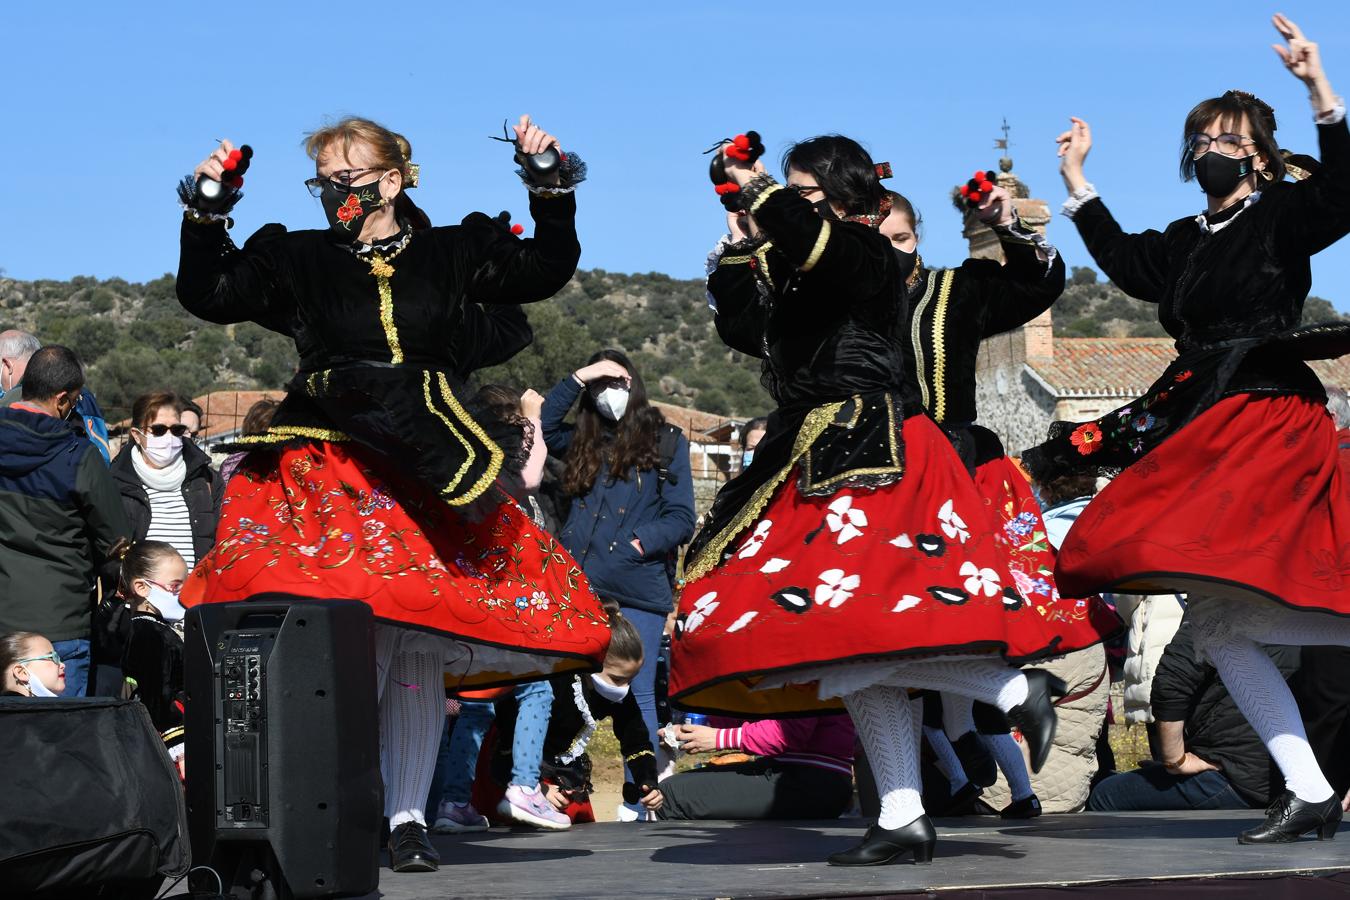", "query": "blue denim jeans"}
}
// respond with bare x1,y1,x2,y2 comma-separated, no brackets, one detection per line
433,680,553,808
51,638,90,698
1087,763,1251,811
617,605,667,782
